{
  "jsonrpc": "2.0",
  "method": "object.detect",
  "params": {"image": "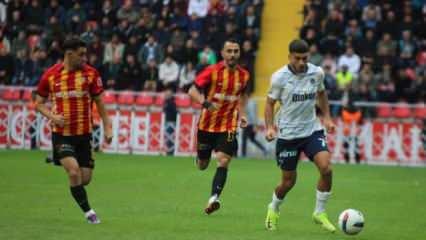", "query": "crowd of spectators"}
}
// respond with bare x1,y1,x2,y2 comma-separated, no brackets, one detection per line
301,0,426,105
0,0,263,93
